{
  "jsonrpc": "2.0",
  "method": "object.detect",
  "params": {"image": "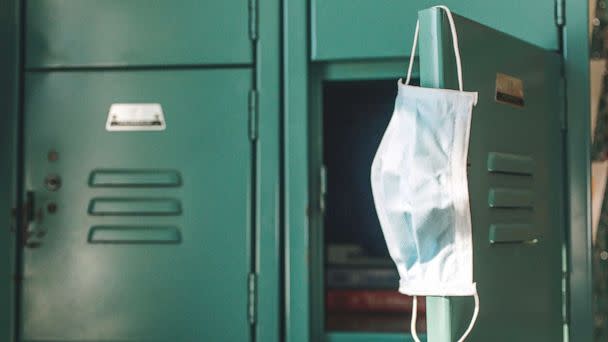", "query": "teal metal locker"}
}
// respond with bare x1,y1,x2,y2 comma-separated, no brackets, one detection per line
310,0,559,61
21,69,253,341
0,0,594,341
284,2,591,342
2,0,283,341
26,0,252,67
419,8,564,341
